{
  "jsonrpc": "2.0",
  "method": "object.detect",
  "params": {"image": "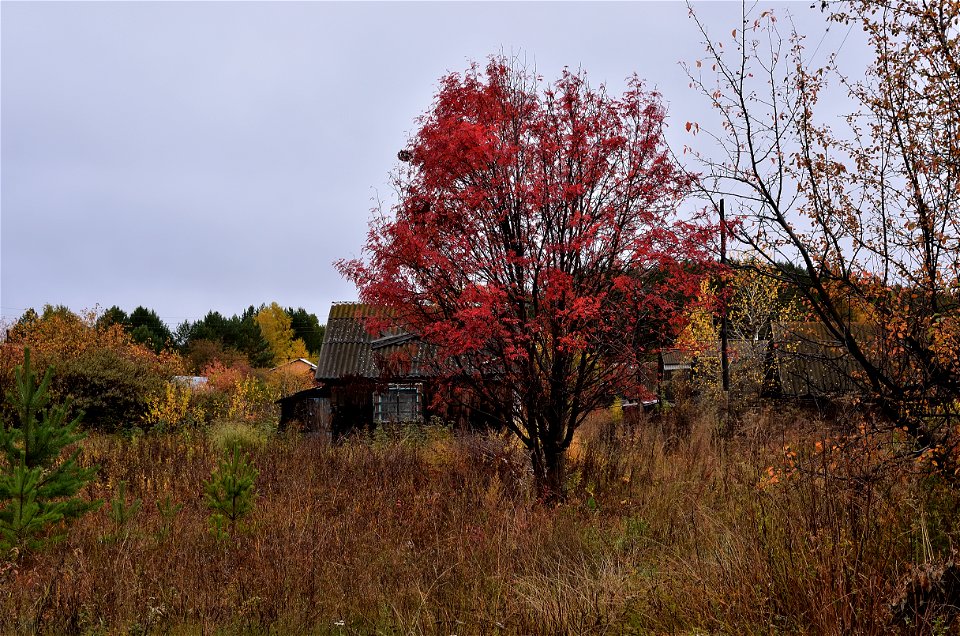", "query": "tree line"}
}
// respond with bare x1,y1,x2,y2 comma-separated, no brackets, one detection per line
0,302,325,434
12,303,325,371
